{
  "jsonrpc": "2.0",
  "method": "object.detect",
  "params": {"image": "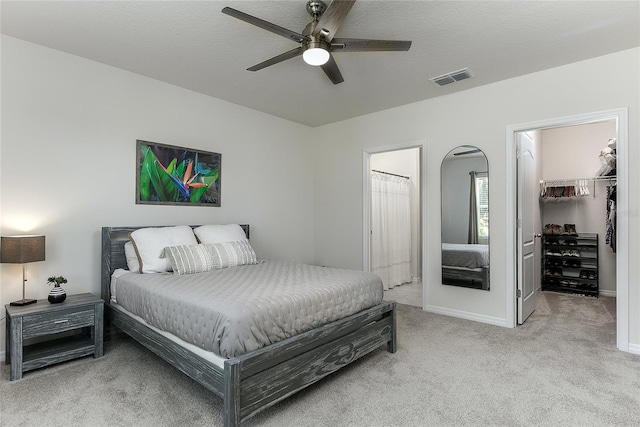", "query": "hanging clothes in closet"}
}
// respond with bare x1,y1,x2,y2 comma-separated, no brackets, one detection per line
370,170,412,290
606,185,616,253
